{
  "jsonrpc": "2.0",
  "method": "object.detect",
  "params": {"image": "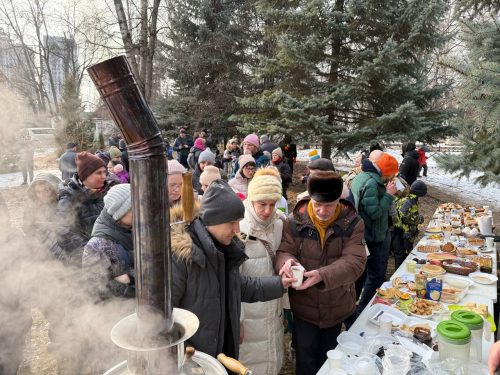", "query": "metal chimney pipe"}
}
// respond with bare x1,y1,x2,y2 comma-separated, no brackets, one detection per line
87,56,173,333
